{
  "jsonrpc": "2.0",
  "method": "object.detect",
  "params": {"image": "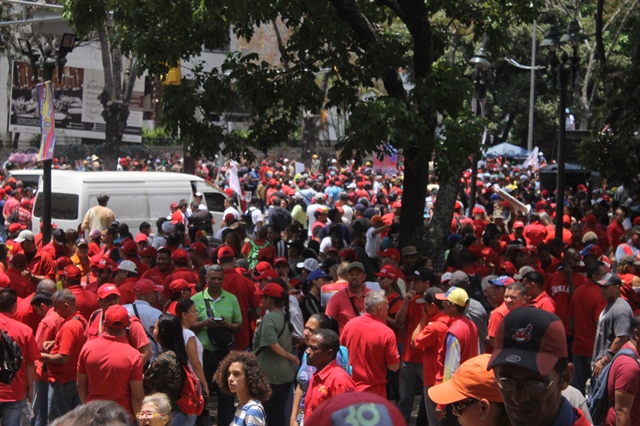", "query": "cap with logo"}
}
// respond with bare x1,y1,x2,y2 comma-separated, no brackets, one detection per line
273,257,289,266
488,307,567,376
377,248,401,263
305,390,405,426
375,265,398,280
256,283,286,298
97,284,121,299
597,273,623,287
488,276,515,287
